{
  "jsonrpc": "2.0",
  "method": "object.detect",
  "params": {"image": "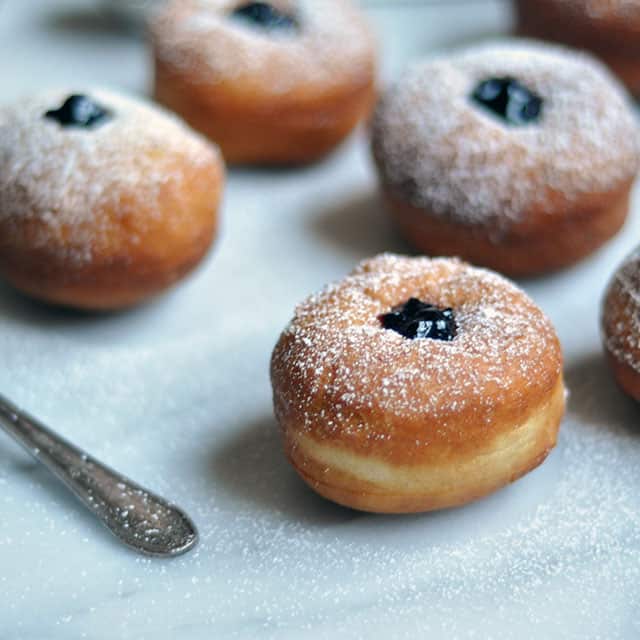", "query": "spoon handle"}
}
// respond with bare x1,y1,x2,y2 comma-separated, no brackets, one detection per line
0,394,198,557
